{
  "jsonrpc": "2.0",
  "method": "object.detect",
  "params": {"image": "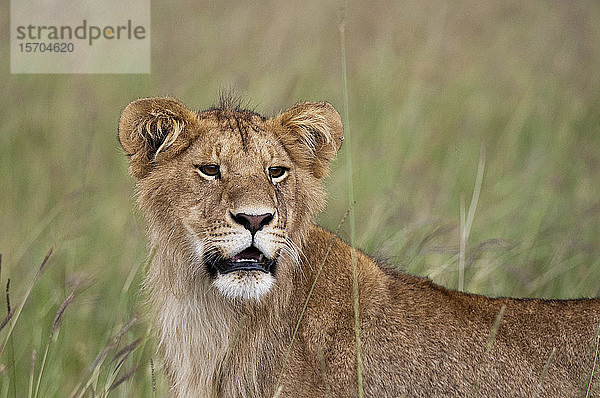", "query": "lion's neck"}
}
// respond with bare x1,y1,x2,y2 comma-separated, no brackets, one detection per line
148,246,296,397
146,222,347,397
155,291,233,396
